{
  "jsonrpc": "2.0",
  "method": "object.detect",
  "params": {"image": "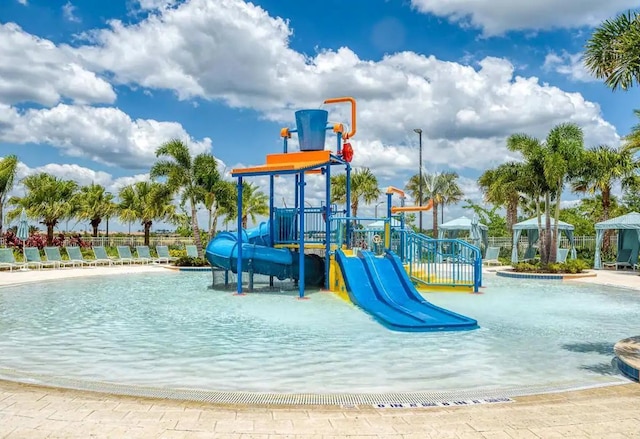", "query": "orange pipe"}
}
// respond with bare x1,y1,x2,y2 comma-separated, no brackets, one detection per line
323,97,356,139
391,199,433,213
385,186,405,198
